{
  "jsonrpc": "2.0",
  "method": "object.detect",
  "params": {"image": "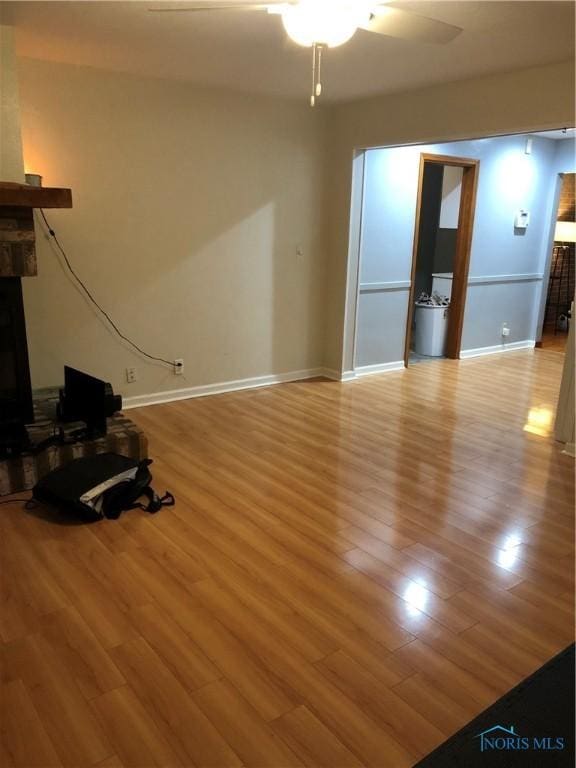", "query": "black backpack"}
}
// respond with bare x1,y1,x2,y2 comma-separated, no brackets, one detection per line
33,453,174,522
